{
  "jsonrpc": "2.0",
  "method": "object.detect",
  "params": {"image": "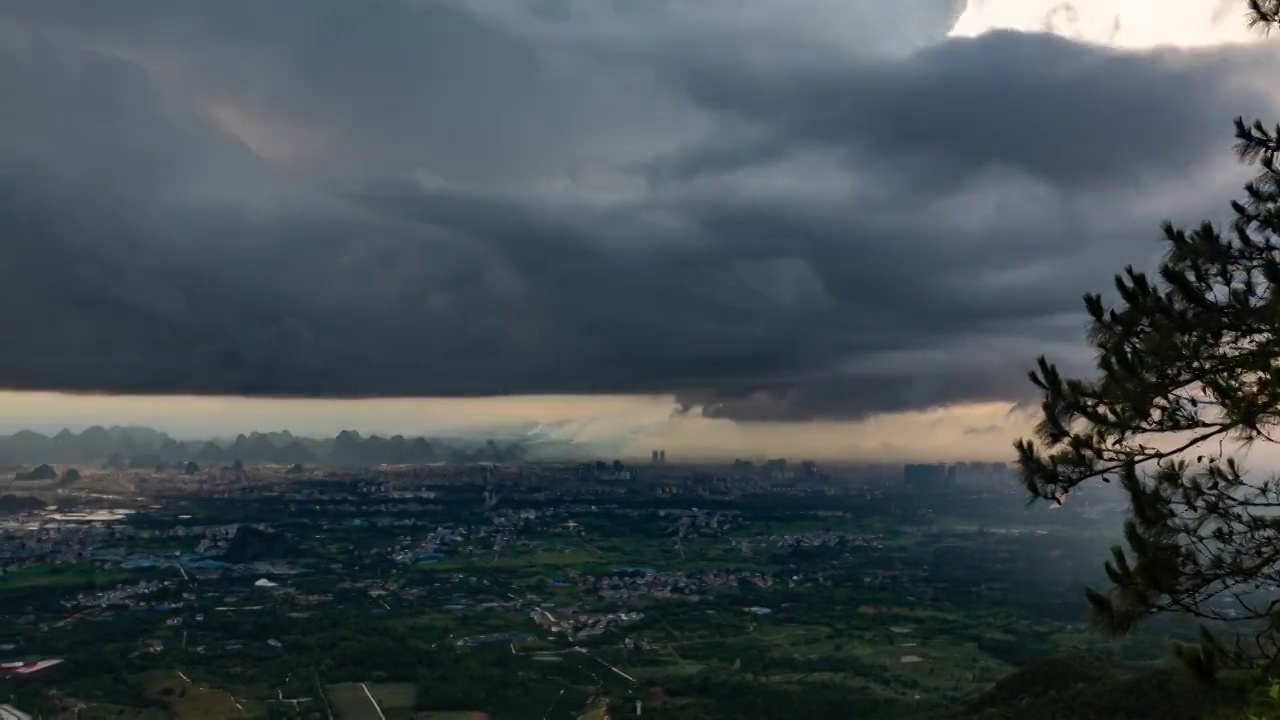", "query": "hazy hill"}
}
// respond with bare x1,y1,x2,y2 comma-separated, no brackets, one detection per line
0,426,538,468
0,494,43,516
14,463,57,481
220,526,297,564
